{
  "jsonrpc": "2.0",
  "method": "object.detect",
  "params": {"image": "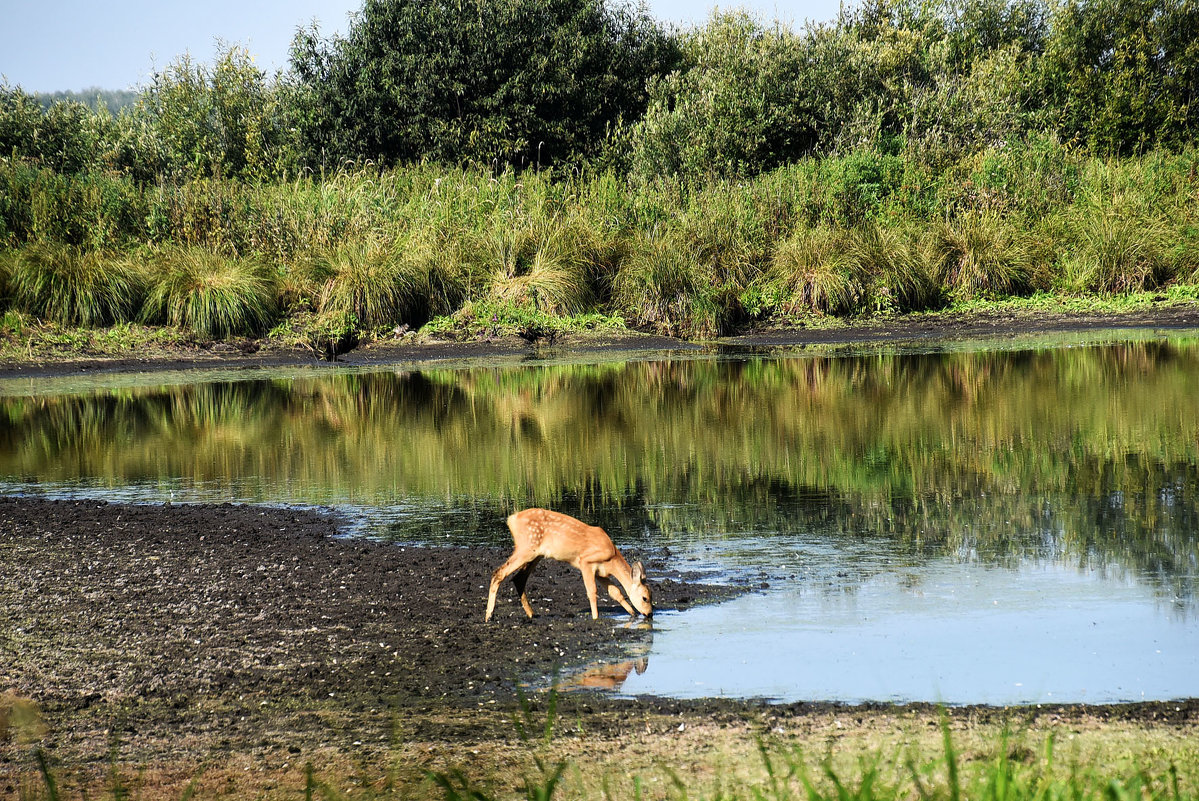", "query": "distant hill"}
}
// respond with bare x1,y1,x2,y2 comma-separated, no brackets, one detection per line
34,88,140,113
